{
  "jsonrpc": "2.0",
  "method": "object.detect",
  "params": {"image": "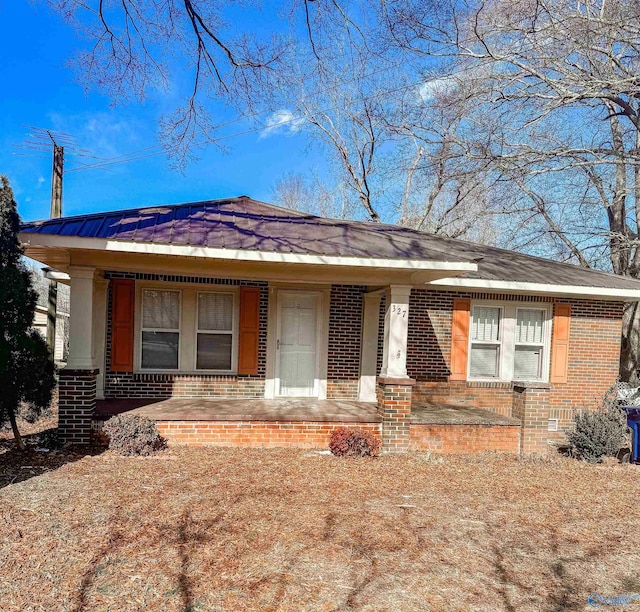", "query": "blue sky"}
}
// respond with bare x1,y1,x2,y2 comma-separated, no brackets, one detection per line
0,2,320,222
